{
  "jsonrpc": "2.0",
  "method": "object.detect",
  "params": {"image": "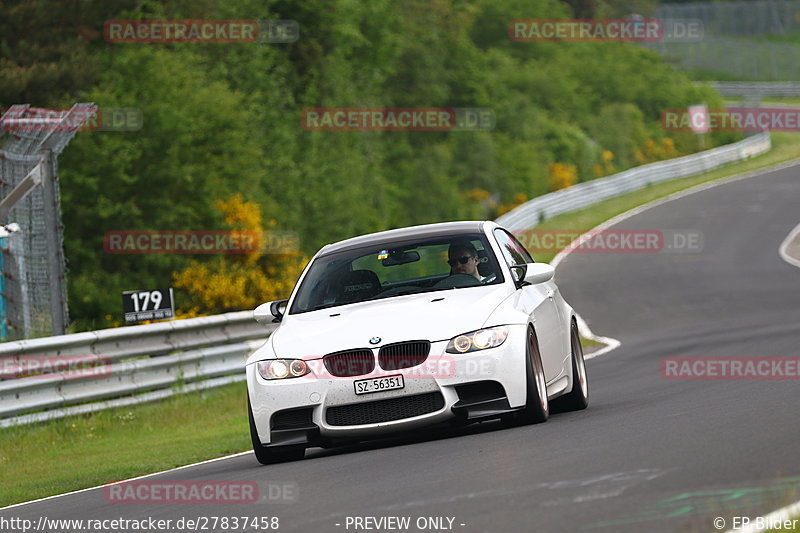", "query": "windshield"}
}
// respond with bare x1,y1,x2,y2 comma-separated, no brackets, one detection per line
289,234,505,314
